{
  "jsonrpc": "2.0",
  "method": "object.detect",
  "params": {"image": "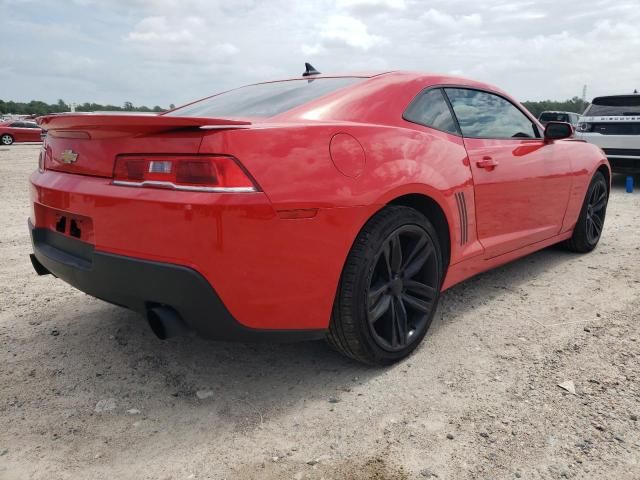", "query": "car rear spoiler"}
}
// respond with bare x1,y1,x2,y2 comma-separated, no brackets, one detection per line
36,114,251,134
